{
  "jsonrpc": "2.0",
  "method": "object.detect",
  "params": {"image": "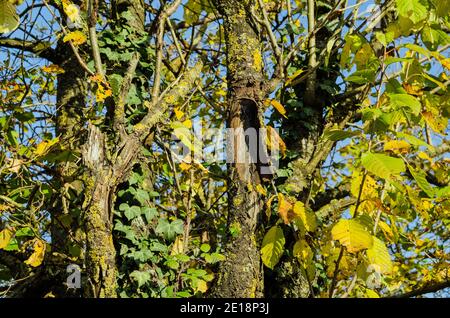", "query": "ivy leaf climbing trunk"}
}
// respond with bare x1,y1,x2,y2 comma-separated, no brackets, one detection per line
210,0,266,298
